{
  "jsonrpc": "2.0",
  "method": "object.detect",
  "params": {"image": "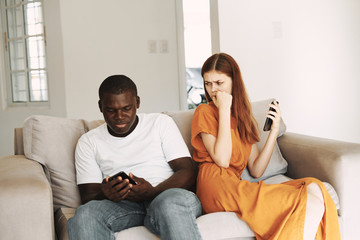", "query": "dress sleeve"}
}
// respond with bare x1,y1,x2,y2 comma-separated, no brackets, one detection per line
191,103,219,163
